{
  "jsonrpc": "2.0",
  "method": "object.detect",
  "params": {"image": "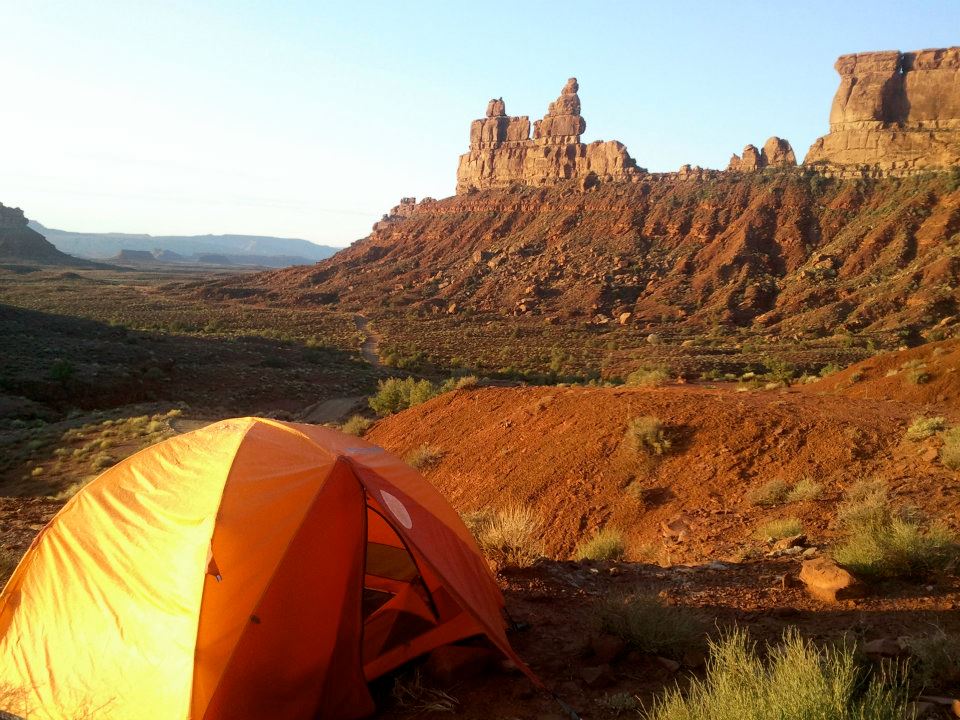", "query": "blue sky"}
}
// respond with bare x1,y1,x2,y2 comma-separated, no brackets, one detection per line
1,0,957,246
